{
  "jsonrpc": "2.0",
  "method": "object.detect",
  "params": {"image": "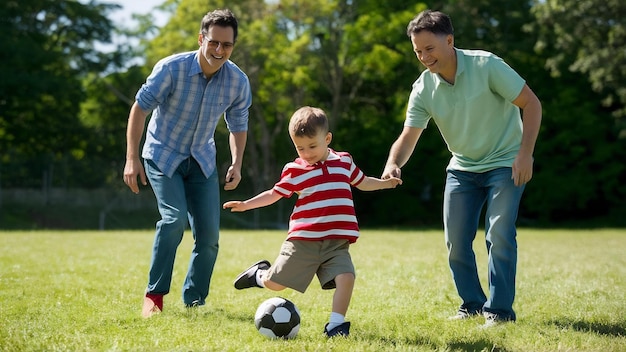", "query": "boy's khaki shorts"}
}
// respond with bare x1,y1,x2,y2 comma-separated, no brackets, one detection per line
265,239,355,293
